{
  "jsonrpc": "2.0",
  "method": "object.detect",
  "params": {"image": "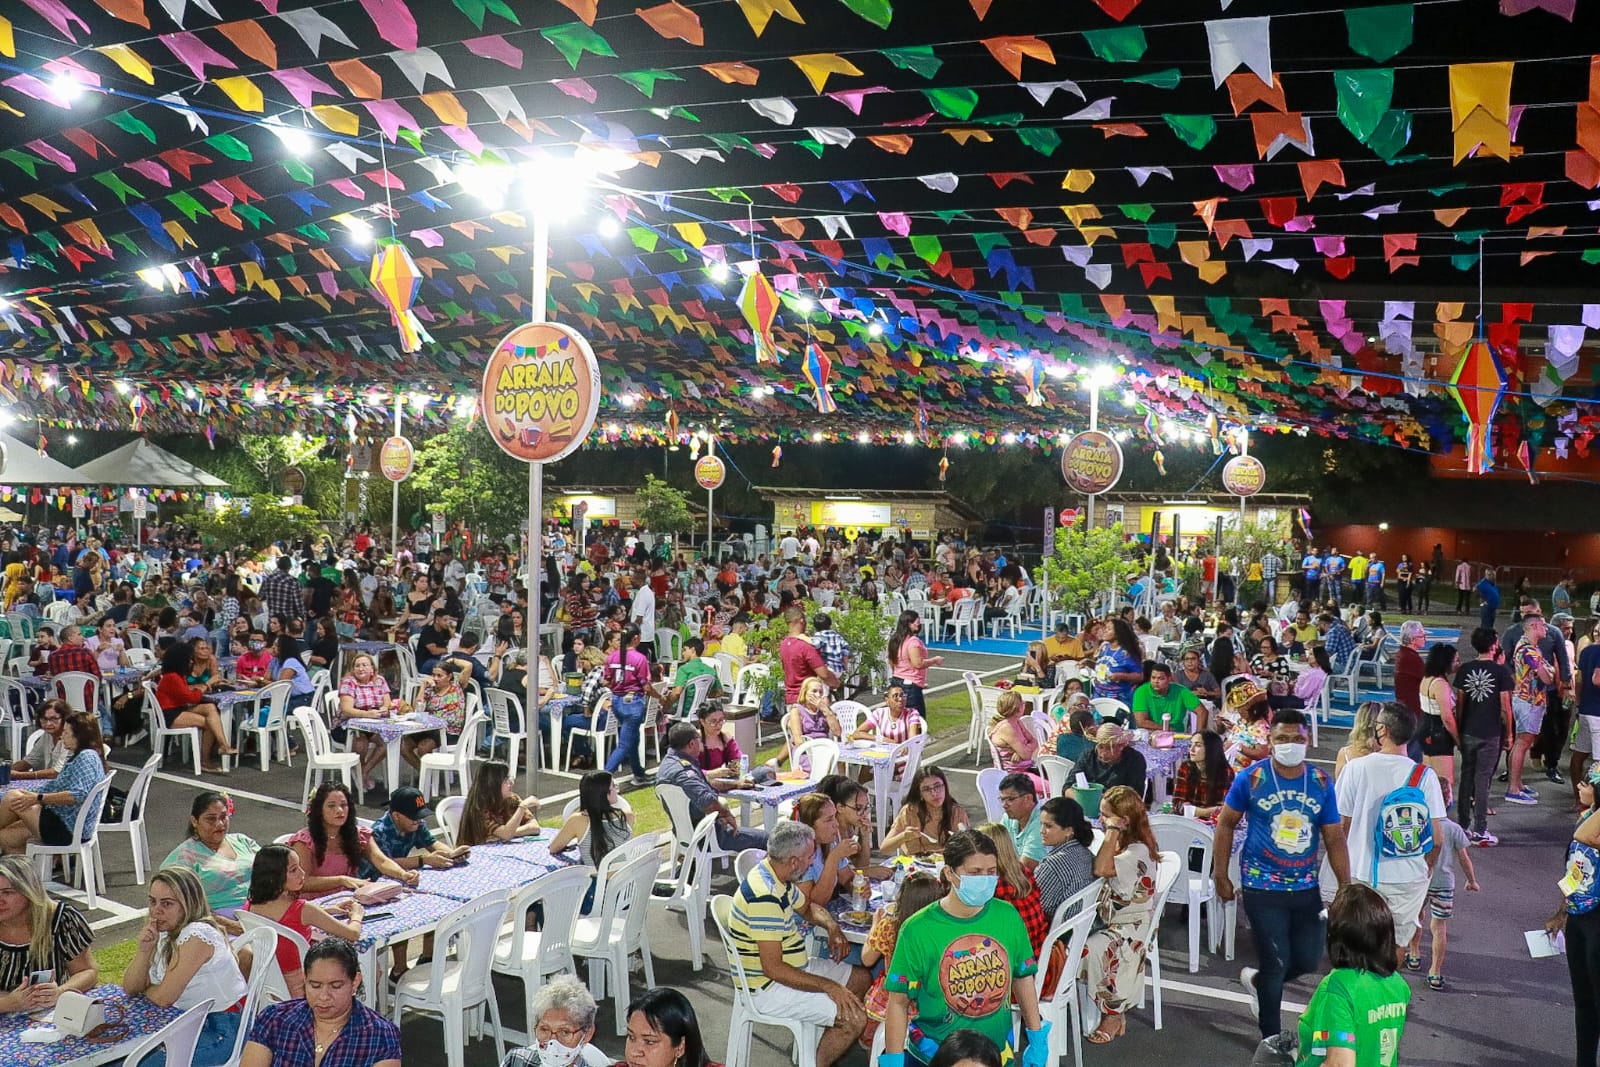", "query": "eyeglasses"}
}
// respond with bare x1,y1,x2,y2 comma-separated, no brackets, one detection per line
850,803,871,815
534,1025,588,1043
998,793,1028,804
